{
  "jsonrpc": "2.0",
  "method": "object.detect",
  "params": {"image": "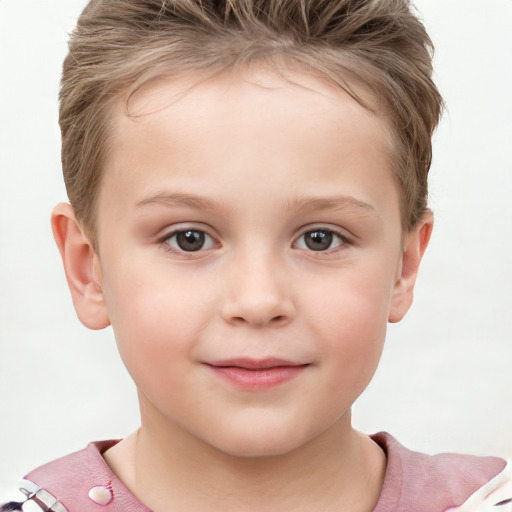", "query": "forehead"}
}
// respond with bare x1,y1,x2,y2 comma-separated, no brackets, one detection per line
123,66,387,136
99,66,398,223
115,66,390,157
